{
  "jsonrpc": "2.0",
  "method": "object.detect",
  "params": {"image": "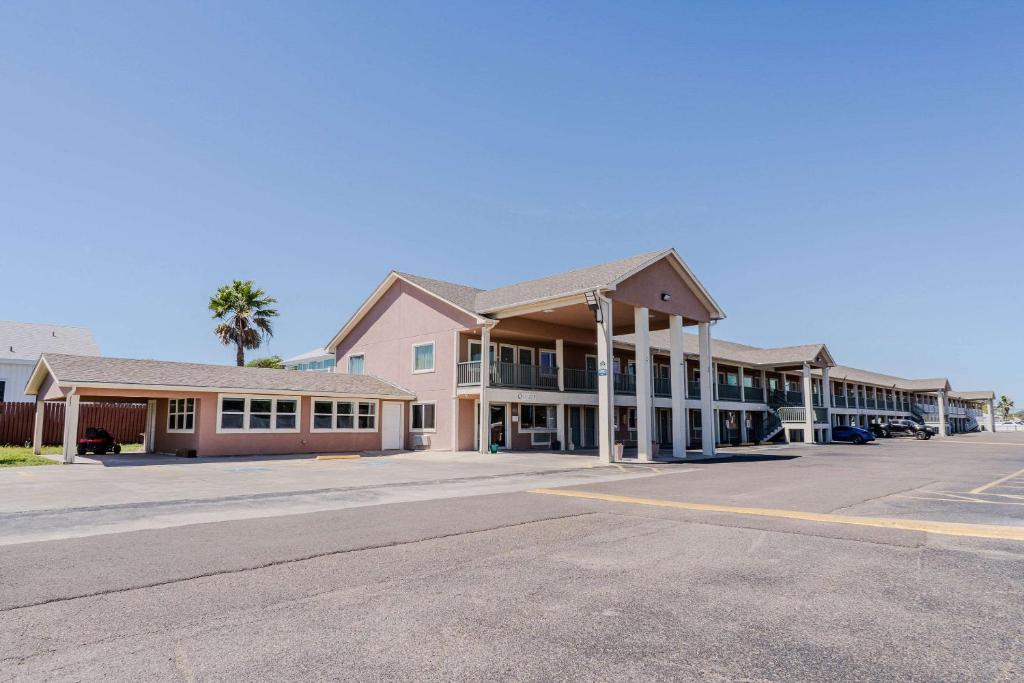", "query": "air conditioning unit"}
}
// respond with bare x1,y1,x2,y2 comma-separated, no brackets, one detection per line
411,434,431,450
